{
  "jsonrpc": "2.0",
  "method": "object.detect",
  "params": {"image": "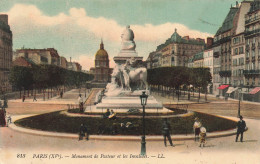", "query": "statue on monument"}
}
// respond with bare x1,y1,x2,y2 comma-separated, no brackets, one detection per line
121,25,136,51
105,25,149,97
